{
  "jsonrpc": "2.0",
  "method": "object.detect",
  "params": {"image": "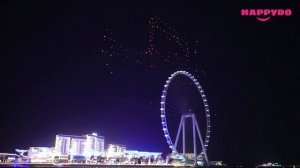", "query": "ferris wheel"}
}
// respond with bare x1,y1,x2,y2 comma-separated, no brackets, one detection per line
160,71,211,165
